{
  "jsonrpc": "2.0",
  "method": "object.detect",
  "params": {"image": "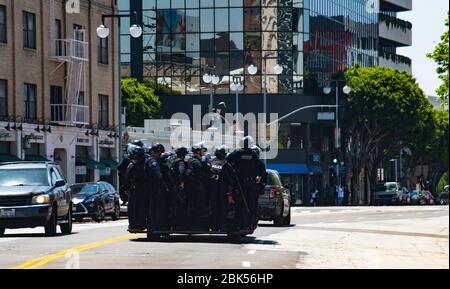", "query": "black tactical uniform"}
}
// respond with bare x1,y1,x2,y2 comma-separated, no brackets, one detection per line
125,146,150,232
147,144,173,231
186,144,209,230
207,146,235,231
226,136,267,231
171,147,189,230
